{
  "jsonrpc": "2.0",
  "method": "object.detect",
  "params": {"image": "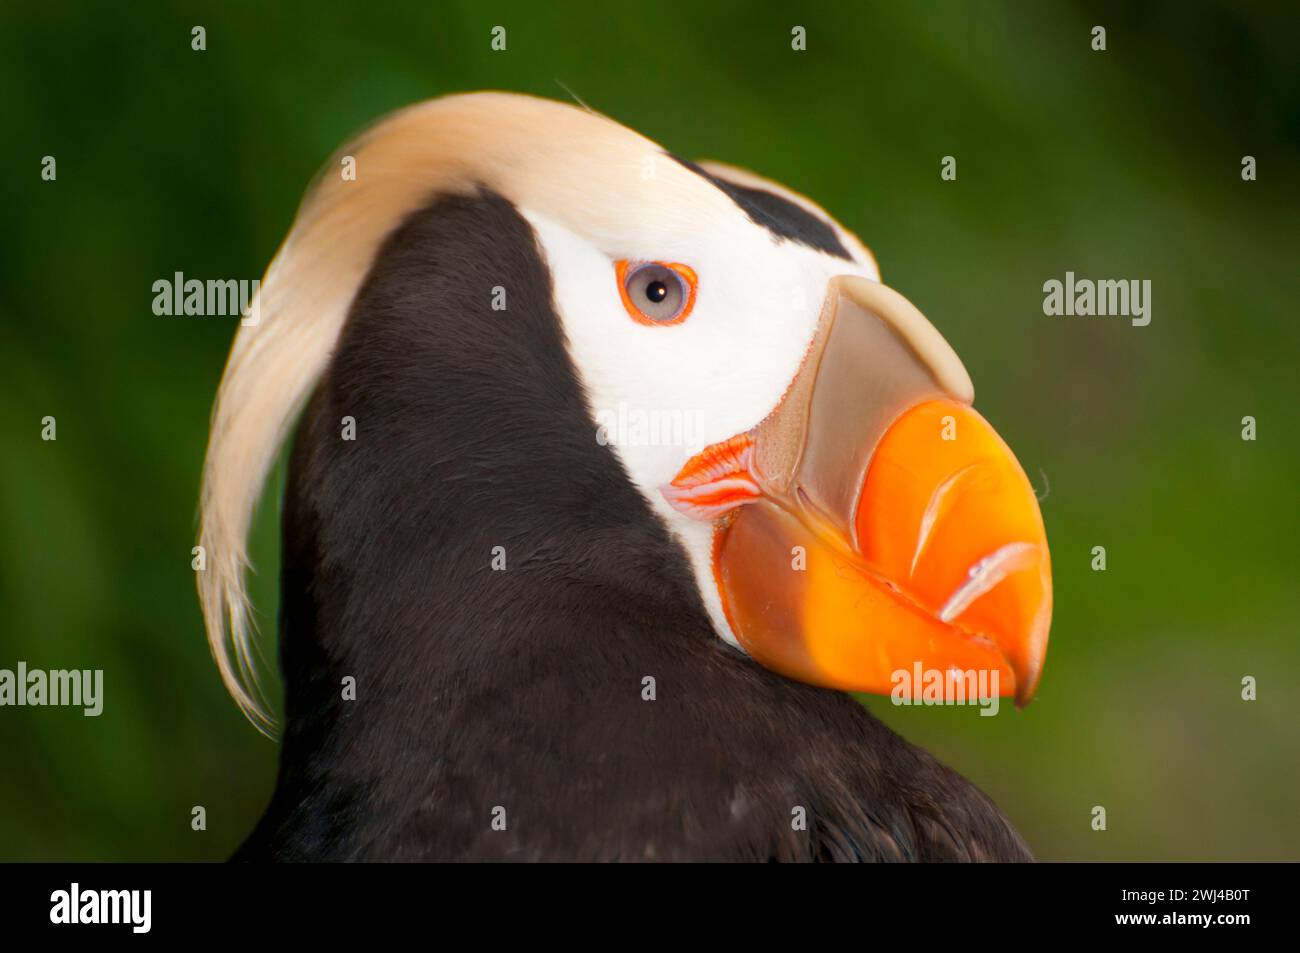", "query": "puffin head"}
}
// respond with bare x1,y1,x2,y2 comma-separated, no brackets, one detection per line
198,92,1050,732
